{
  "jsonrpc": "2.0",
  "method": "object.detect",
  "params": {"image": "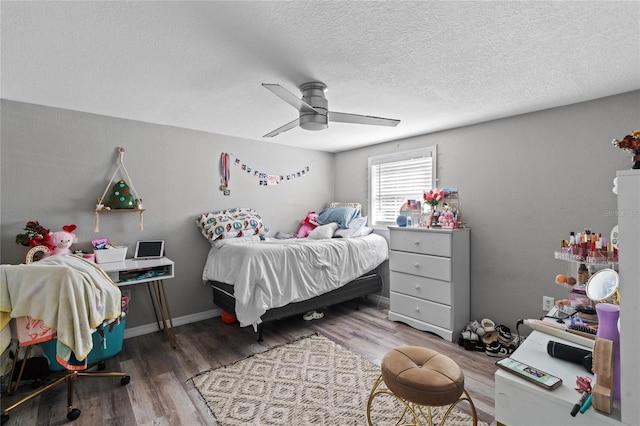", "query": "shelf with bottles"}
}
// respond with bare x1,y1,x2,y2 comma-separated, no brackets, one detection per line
558,228,618,264
553,250,618,265
553,228,618,321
